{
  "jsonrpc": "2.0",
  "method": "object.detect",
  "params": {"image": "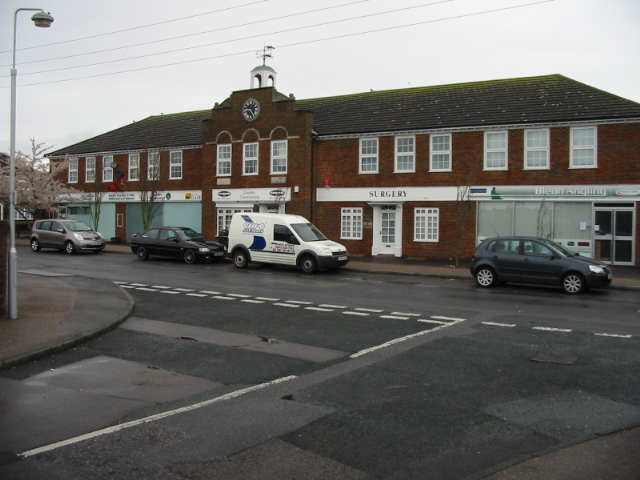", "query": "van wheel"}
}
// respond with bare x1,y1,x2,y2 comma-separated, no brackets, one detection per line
136,246,149,261
30,239,41,252
300,255,317,274
65,241,76,255
233,250,249,269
